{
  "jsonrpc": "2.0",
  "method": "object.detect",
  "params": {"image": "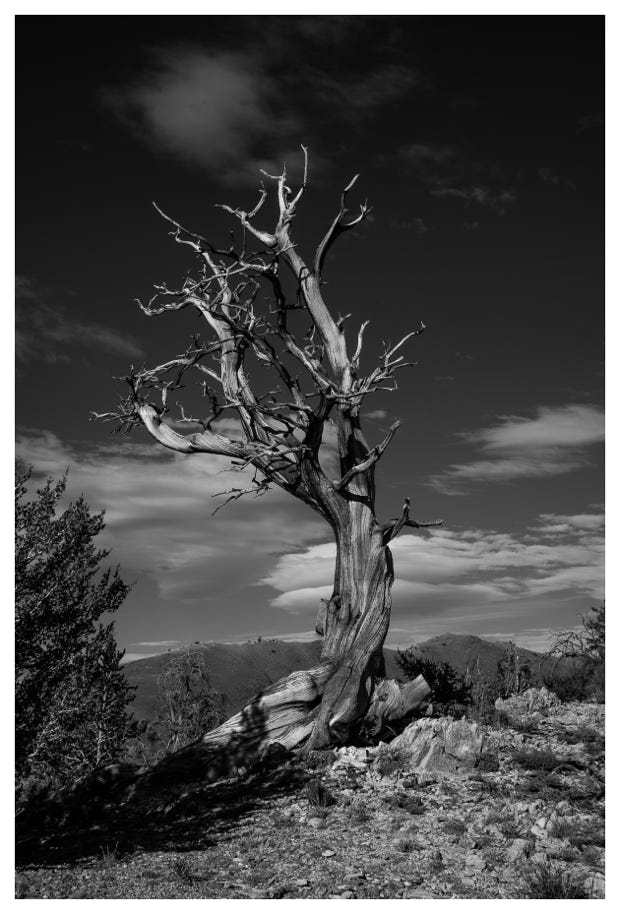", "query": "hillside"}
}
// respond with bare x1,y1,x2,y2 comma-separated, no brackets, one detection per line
411,633,550,681
122,634,551,724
